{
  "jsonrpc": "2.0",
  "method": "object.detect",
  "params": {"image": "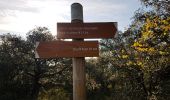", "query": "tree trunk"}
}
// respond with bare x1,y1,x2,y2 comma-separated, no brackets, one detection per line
31,59,41,100
31,76,40,100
